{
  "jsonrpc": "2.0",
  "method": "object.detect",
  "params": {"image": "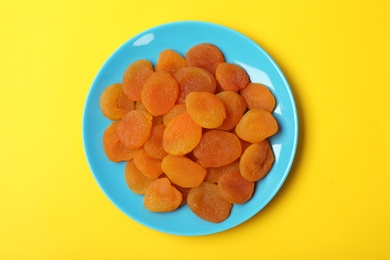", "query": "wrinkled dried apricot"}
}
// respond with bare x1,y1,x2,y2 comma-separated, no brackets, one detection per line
134,148,163,179
125,159,154,194
206,160,240,183
240,83,276,112
163,112,202,155
143,124,168,160
173,67,216,103
116,110,152,149
186,92,226,129
122,60,154,101
218,170,255,204
155,49,187,75
187,181,232,223
239,140,274,182
193,130,242,168
216,63,249,92
161,155,207,188
141,71,179,116
100,83,134,120
235,108,278,143
172,185,191,206
186,43,225,75
144,177,182,212
162,103,187,125
103,122,138,162
216,91,247,131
